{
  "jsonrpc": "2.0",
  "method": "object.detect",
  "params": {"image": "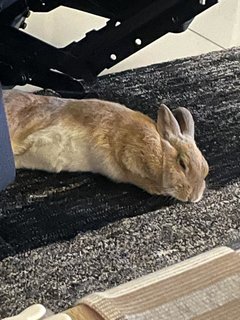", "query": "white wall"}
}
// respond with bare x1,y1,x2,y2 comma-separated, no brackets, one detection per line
24,0,239,76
